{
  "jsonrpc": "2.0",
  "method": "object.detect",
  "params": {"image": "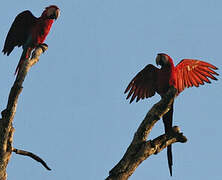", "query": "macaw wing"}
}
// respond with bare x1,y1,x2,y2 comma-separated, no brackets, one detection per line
2,10,37,55
124,64,158,103
175,59,218,94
